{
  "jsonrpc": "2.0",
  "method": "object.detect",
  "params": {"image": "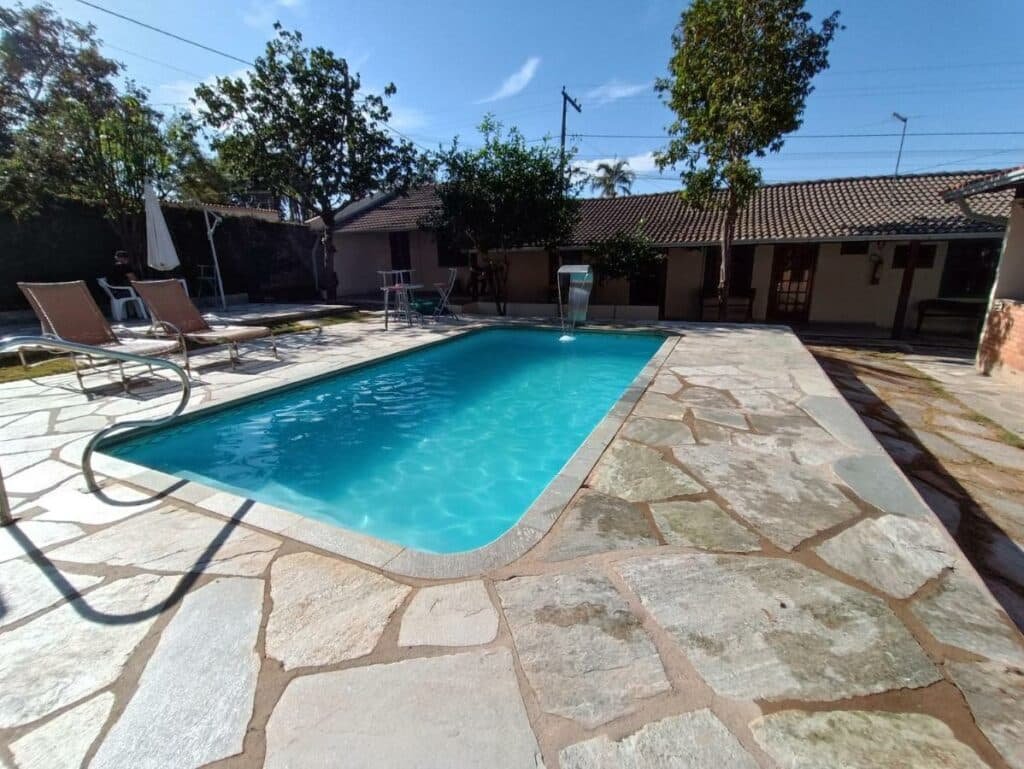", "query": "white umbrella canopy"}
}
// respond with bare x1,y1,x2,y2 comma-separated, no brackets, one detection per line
145,182,180,271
